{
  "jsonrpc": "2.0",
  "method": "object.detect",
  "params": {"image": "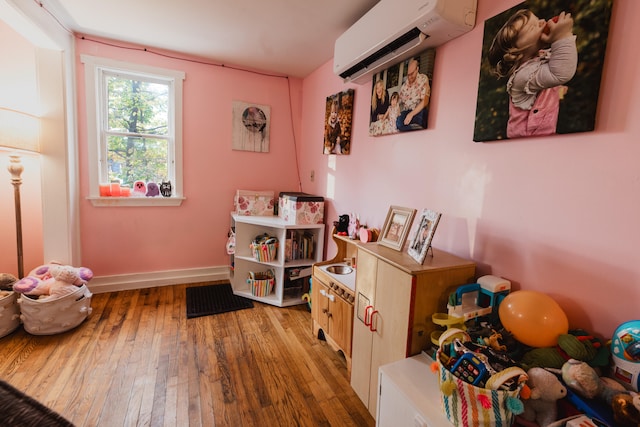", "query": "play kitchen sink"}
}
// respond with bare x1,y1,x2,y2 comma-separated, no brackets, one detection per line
326,264,353,275
319,263,355,291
